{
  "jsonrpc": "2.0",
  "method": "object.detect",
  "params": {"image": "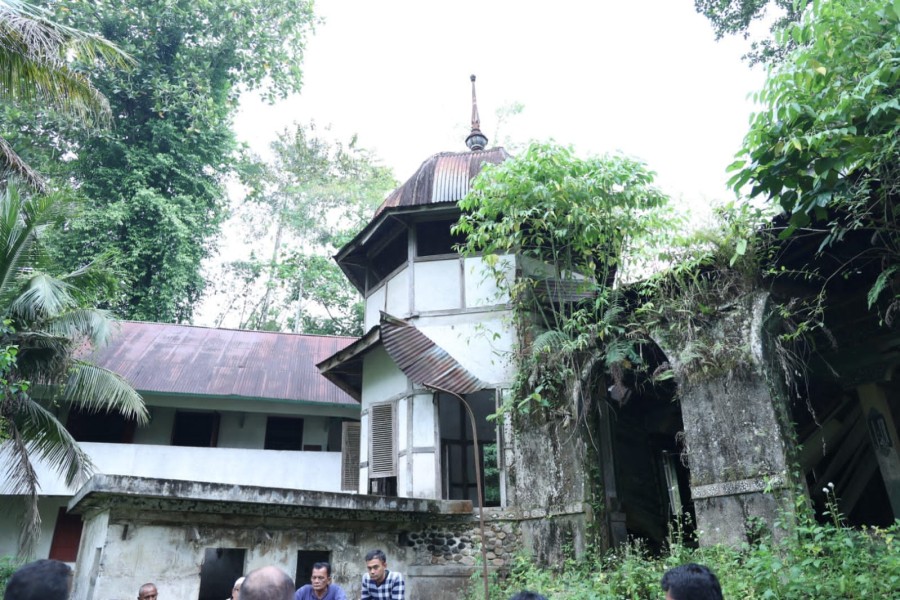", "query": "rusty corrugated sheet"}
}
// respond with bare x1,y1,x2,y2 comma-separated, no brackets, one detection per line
380,315,484,395
87,322,357,405
375,147,509,216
